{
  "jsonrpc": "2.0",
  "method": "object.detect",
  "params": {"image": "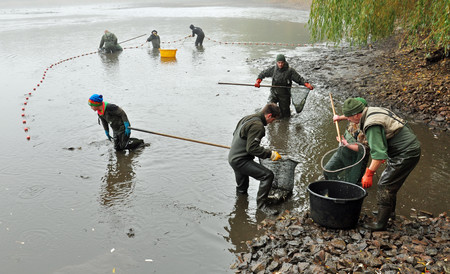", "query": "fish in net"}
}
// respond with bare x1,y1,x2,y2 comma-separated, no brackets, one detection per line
259,158,299,204
321,142,369,185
